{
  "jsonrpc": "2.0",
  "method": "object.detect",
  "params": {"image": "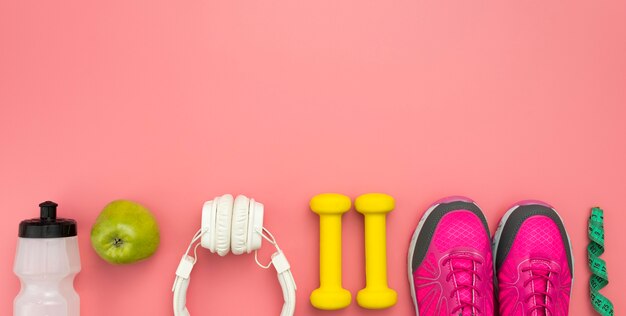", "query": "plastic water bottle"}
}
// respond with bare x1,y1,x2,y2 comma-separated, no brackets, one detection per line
14,201,81,316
